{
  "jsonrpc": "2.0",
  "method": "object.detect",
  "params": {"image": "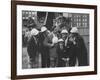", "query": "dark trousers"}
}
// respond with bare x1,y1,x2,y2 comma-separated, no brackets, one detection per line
67,45,77,66
57,57,66,67
27,51,37,68
69,55,76,66
77,54,88,66
41,50,50,68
